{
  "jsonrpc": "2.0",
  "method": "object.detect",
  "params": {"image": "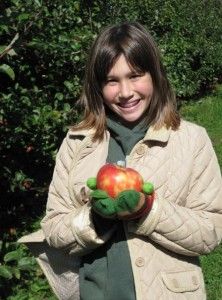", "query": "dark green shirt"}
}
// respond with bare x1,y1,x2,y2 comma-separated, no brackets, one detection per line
79,114,147,300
